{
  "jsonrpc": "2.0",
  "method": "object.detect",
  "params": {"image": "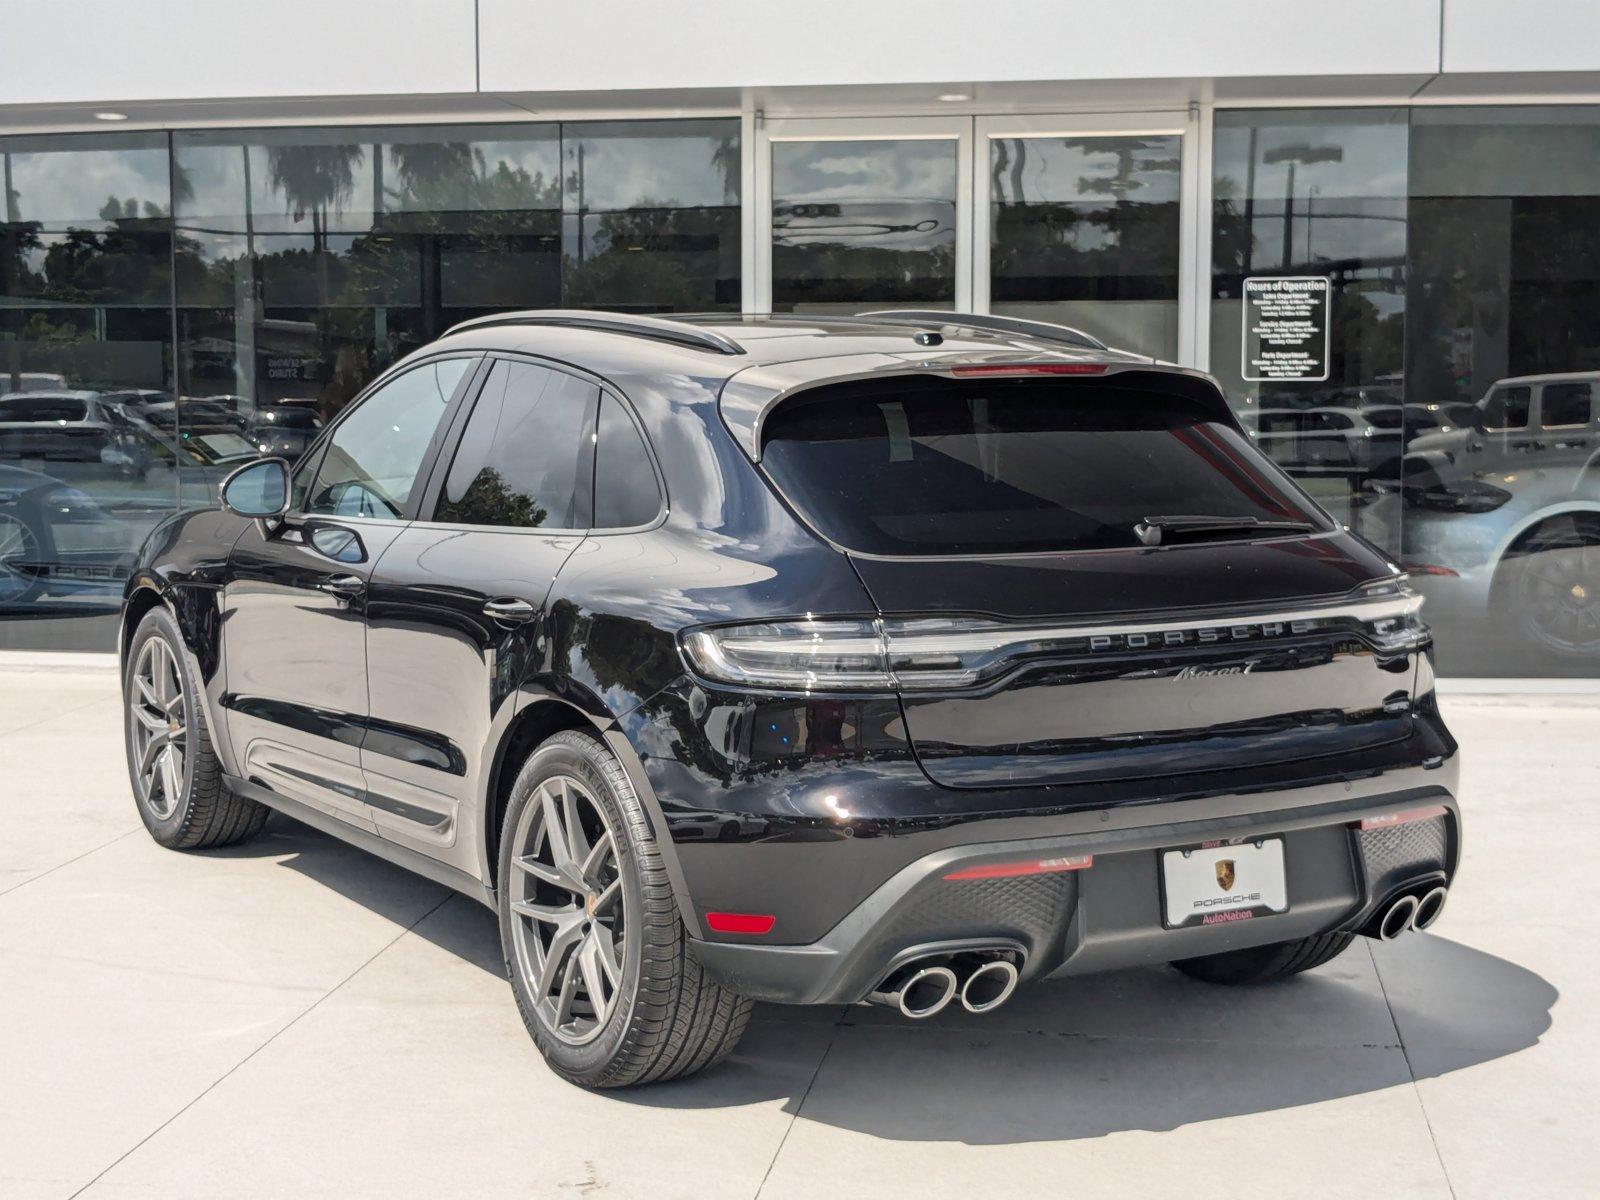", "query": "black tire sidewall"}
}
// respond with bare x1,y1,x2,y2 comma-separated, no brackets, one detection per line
123,607,204,846
496,732,650,1082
